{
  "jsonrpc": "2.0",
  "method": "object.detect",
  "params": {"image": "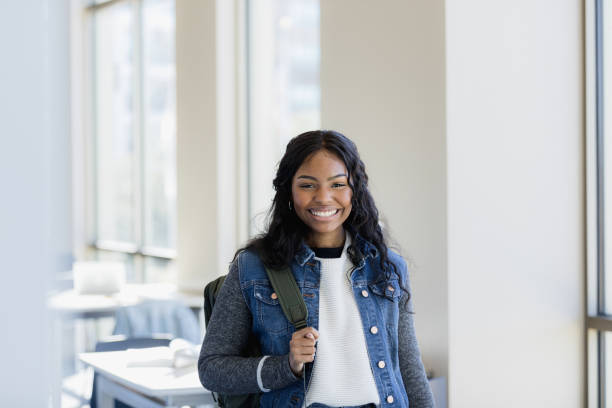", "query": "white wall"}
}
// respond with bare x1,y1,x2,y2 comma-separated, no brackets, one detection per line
321,0,584,406
0,0,72,405
446,0,584,406
320,0,449,379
